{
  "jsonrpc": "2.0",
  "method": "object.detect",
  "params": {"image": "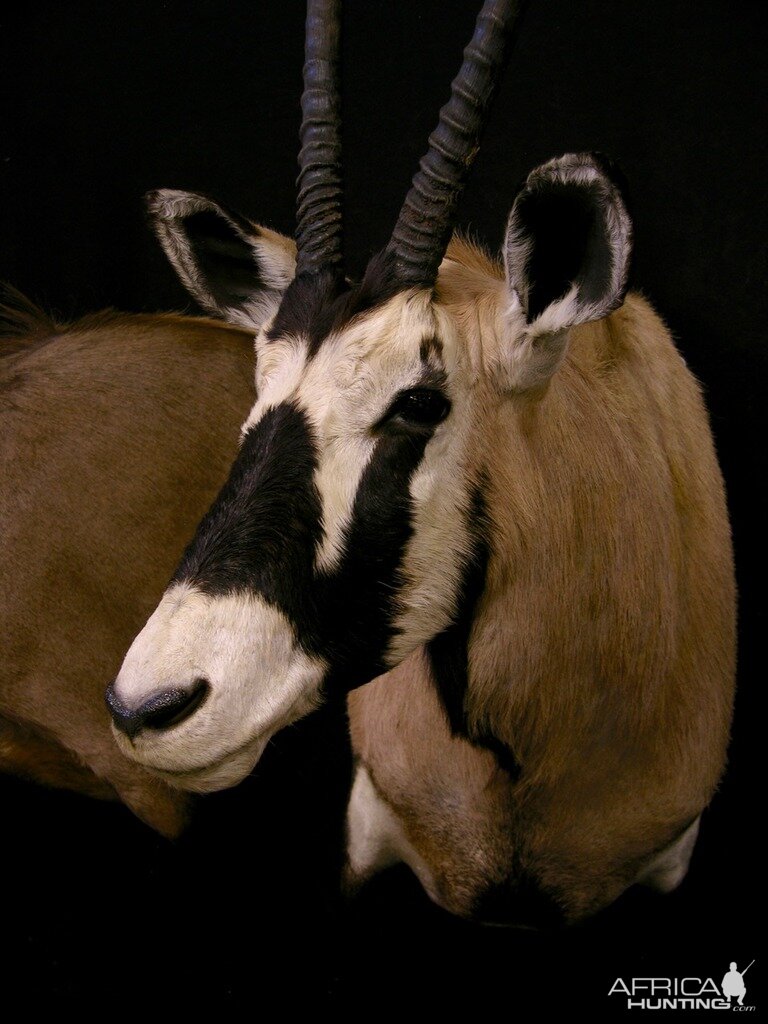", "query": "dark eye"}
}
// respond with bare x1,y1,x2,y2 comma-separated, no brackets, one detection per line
382,388,451,430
